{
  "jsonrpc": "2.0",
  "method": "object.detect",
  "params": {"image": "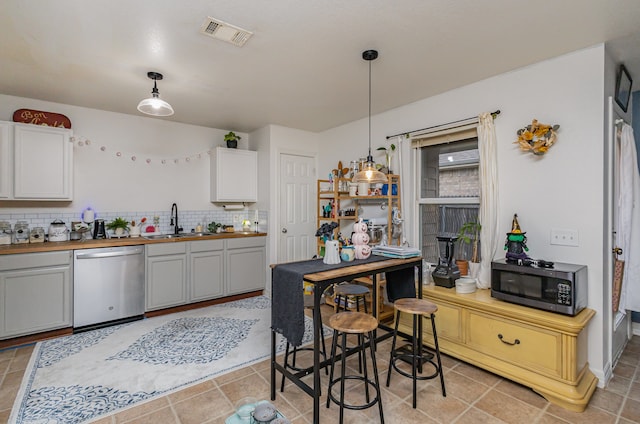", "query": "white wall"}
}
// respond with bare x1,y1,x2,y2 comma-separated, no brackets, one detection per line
318,45,610,383
0,94,248,214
